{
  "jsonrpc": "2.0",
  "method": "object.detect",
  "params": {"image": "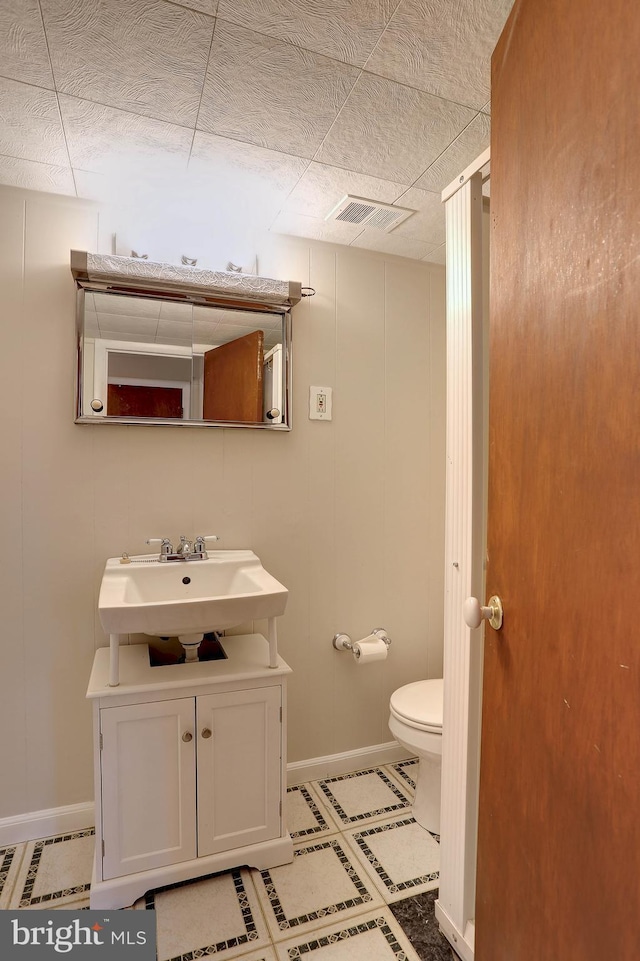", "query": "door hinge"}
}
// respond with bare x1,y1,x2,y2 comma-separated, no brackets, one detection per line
102,840,105,858
279,800,282,817
279,706,282,723
99,733,103,751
